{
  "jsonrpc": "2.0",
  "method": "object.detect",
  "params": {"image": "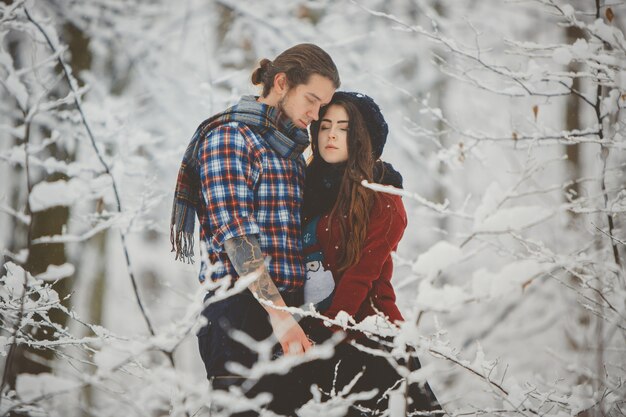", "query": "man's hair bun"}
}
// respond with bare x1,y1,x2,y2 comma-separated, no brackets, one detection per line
250,44,340,98
251,59,272,85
